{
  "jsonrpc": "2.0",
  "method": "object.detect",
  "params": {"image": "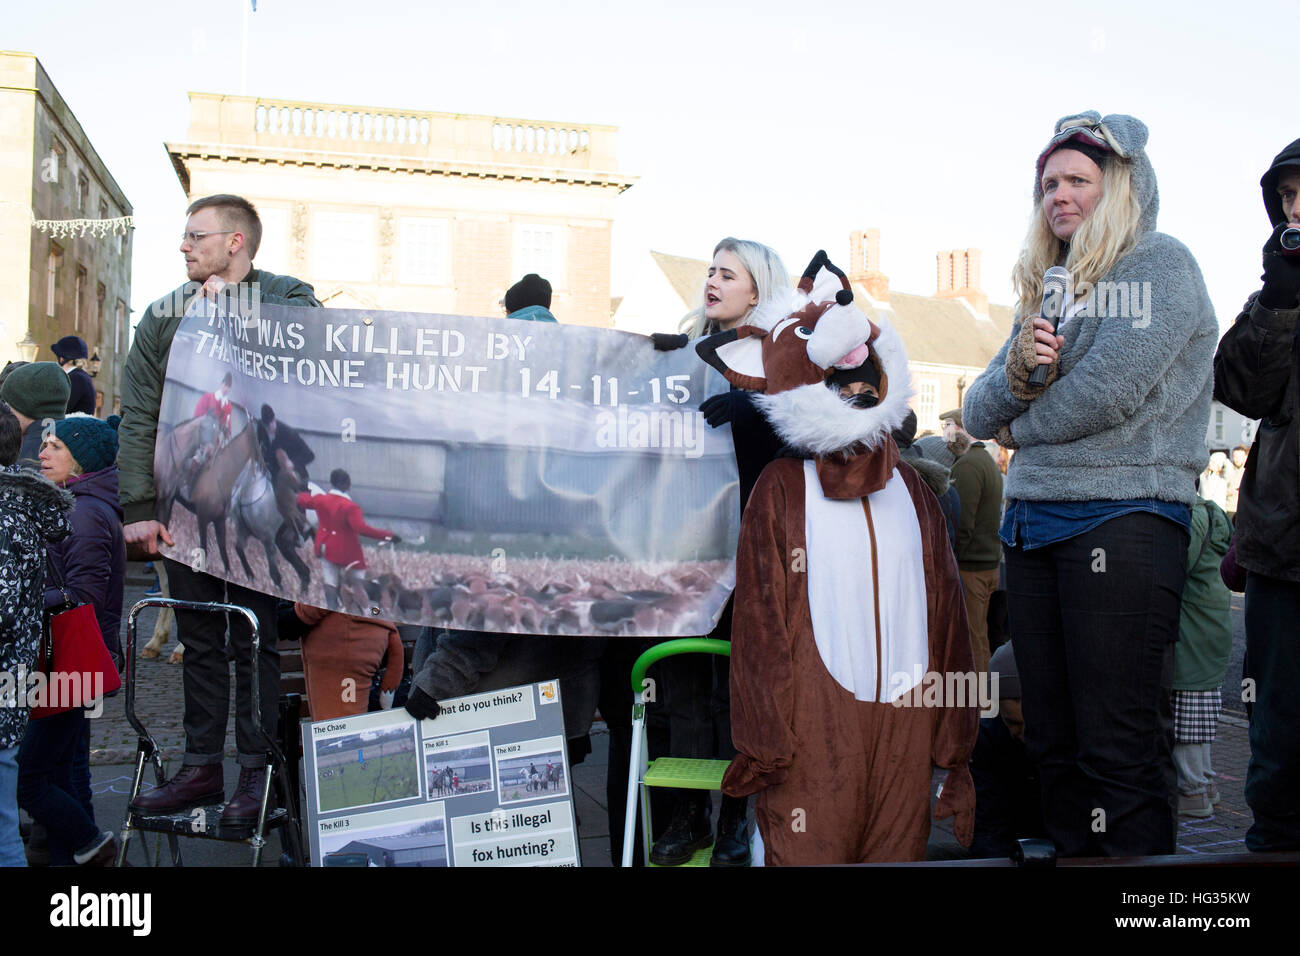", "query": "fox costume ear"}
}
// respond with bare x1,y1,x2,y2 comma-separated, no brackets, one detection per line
695,325,768,392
